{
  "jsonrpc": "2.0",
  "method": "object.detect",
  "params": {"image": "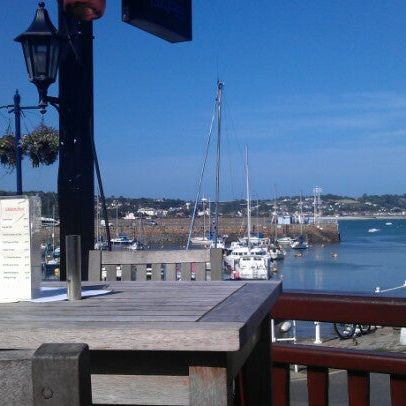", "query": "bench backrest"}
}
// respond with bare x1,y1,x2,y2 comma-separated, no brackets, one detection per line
88,248,223,281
